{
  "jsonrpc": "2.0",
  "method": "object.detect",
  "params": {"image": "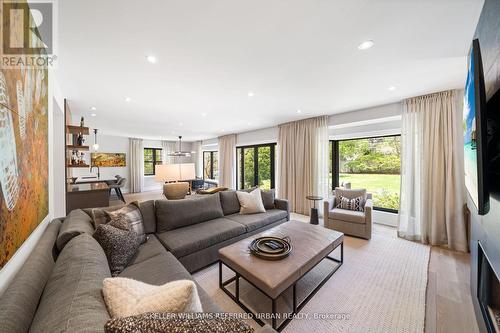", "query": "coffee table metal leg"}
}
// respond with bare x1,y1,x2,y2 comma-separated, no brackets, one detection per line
272,298,277,329
218,260,222,288
236,273,240,301
293,284,297,313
